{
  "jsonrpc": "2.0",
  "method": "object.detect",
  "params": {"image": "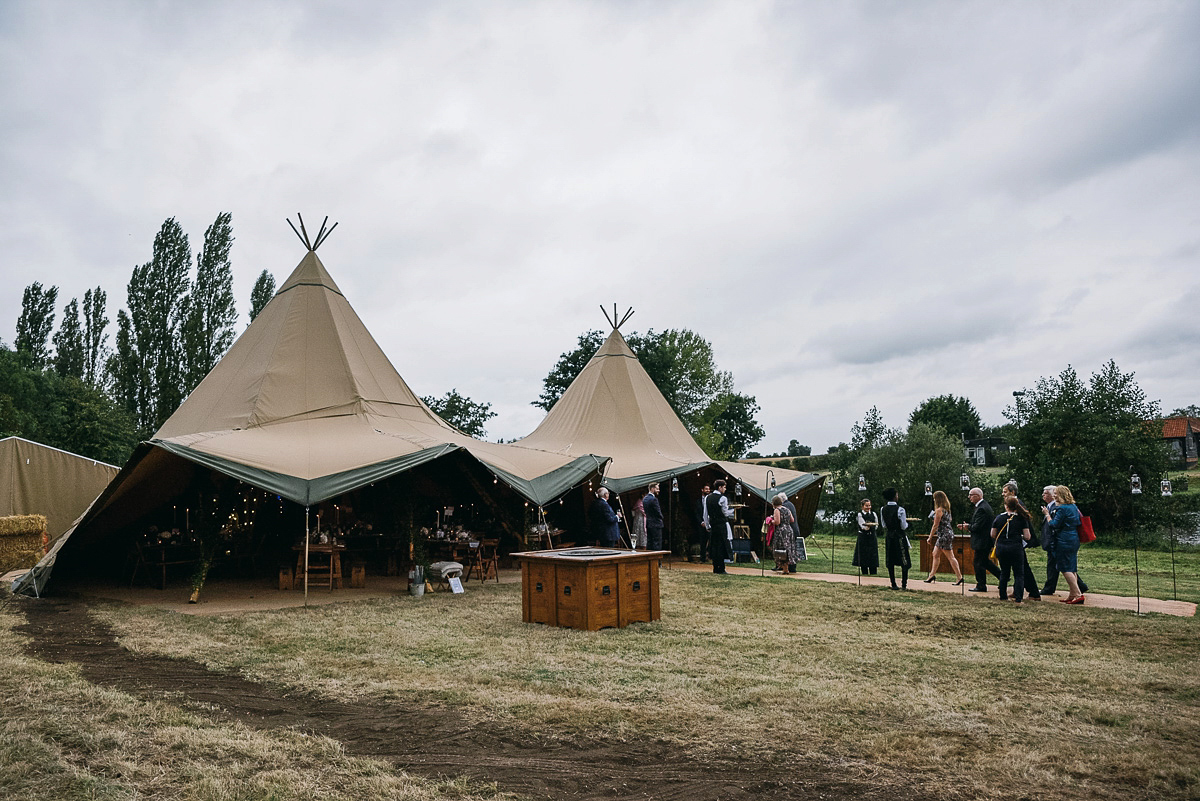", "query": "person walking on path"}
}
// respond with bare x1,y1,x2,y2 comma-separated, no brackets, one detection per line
925,490,964,584
706,479,736,574
1000,482,1041,601
1040,484,1089,596
881,488,911,590
991,495,1033,604
1045,485,1086,604
770,494,800,573
643,482,664,551
960,487,999,592
852,498,880,575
